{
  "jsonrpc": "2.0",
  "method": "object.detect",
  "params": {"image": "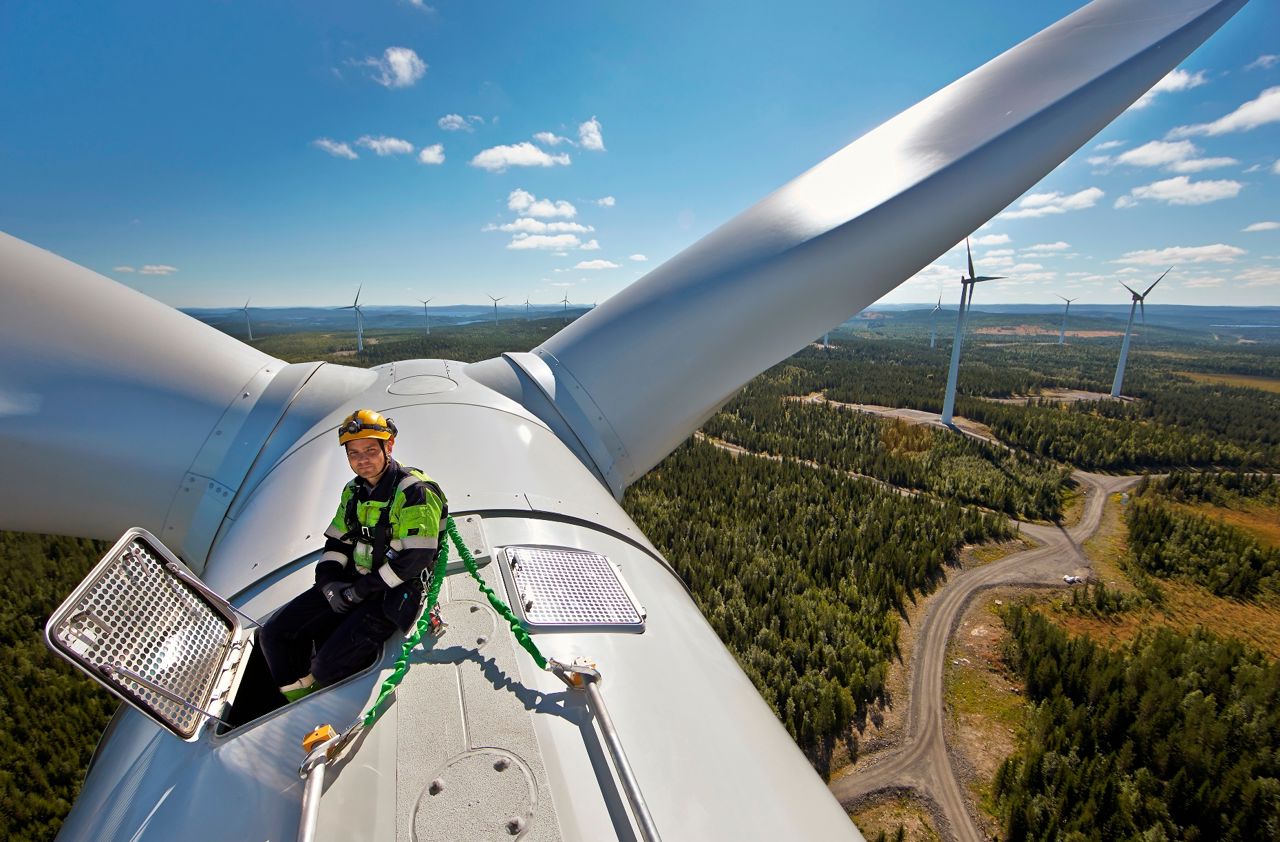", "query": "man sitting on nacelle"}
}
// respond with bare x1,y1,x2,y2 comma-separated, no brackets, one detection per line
259,409,448,702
